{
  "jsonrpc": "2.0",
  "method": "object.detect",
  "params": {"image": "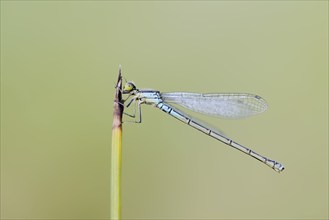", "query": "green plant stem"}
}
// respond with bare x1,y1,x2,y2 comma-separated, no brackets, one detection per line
111,66,123,220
